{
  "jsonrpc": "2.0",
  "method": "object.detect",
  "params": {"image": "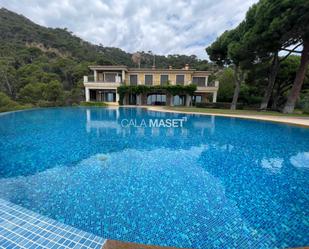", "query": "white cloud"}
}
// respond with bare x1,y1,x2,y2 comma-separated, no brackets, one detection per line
0,0,258,58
